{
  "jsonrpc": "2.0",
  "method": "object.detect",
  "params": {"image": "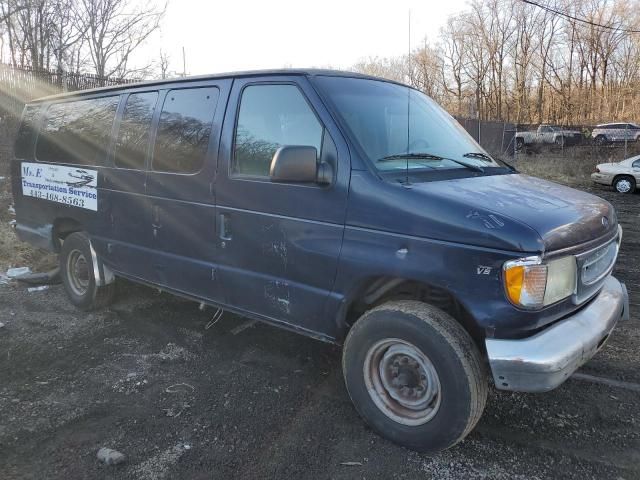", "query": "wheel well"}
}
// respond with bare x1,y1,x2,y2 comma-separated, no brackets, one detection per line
612,174,635,186
52,218,83,251
342,277,484,347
